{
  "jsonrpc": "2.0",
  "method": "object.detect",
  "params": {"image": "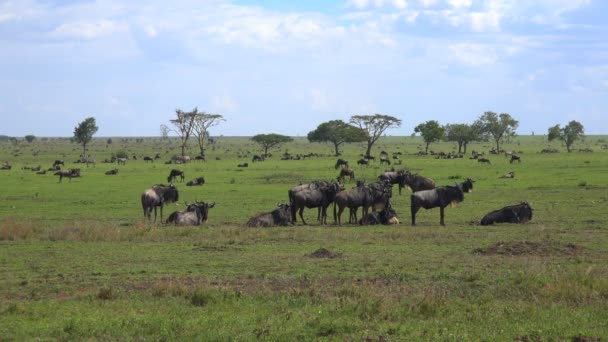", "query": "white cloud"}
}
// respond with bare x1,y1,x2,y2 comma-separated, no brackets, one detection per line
470,11,500,32
449,43,497,66
447,0,472,9
51,20,125,40
211,95,239,113
419,0,437,8
347,0,408,10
